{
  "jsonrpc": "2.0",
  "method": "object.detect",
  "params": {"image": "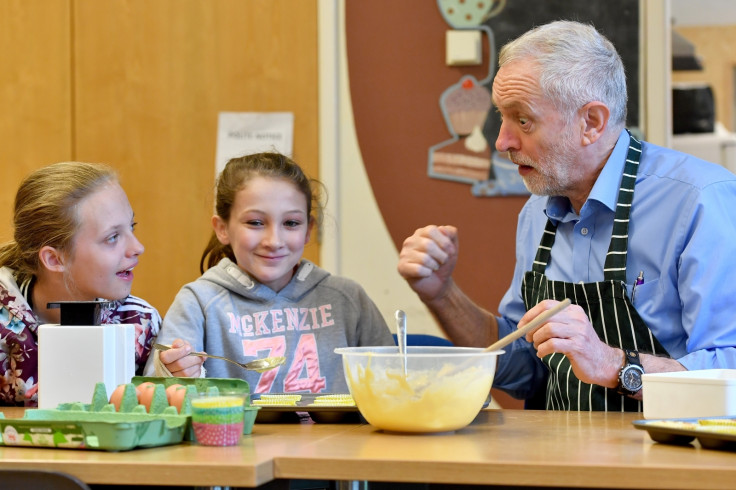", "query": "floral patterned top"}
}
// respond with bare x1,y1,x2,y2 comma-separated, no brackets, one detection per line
0,267,161,407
